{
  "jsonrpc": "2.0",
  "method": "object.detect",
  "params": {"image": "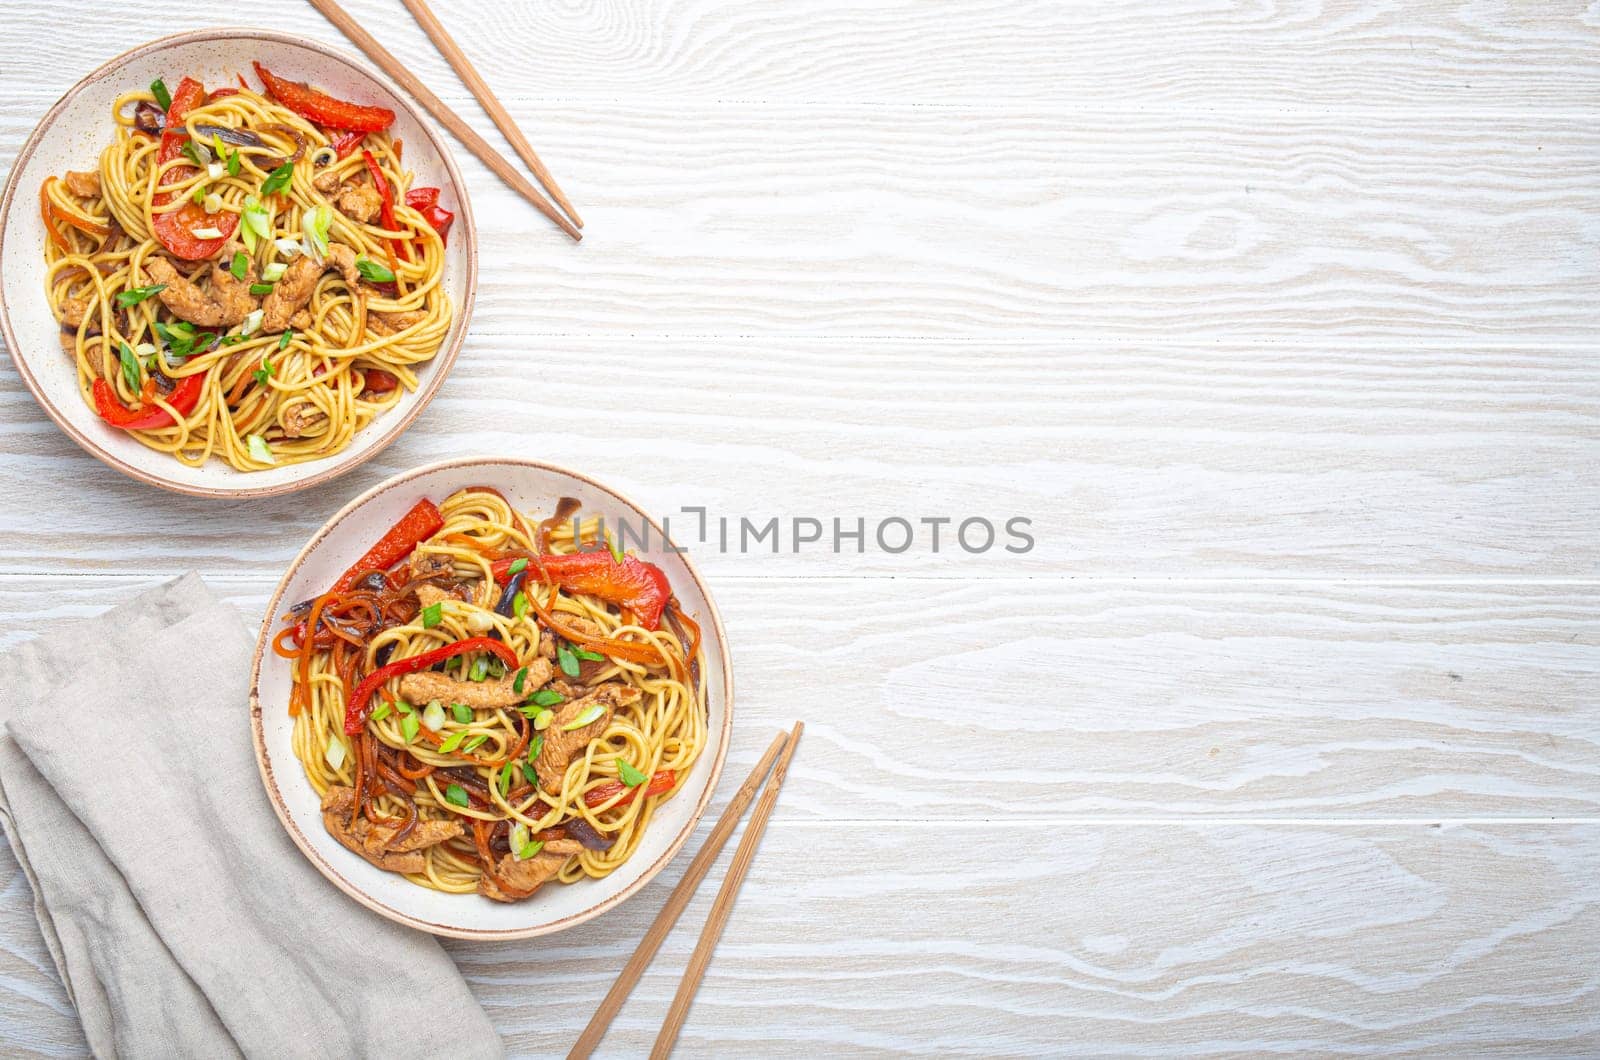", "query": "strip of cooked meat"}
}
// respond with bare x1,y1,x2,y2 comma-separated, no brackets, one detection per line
409,551,454,580
367,309,426,337
533,684,638,793
335,182,382,223
477,838,583,902
414,583,450,609
312,169,343,194
398,657,554,711
280,401,328,438
262,243,360,332
144,242,258,327
320,785,462,874
62,170,101,197
59,293,93,330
